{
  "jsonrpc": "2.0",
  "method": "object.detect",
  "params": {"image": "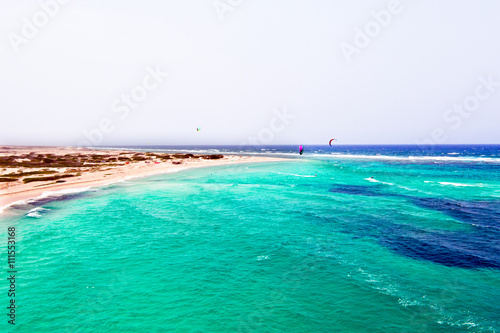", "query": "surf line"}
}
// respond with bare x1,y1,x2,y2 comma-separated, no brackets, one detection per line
6,227,17,325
